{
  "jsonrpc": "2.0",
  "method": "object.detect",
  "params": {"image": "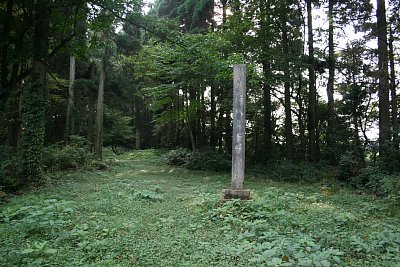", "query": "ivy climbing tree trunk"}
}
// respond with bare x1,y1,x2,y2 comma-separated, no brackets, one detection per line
21,0,49,181
95,57,105,158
